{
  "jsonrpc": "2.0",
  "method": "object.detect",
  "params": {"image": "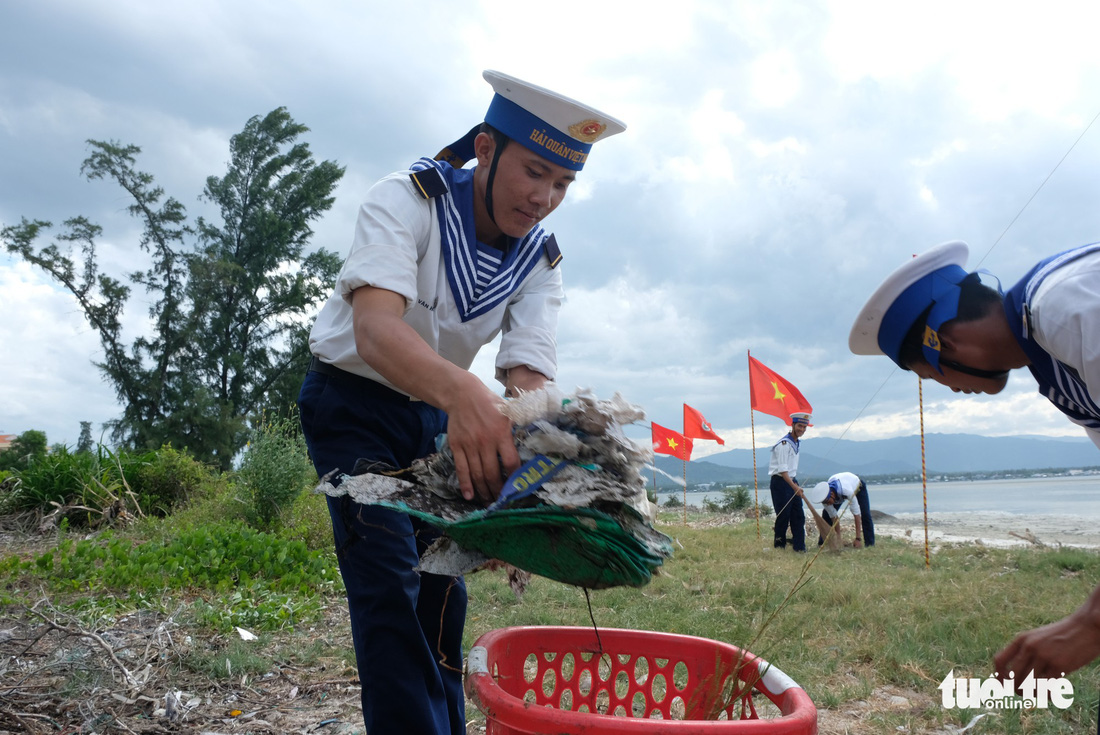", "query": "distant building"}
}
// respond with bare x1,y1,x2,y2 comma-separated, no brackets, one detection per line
0,434,13,452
